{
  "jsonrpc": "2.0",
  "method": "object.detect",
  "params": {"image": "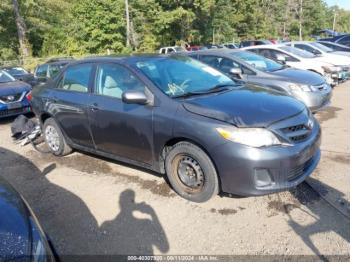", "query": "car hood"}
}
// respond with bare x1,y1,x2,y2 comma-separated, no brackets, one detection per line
314,53,350,66
0,81,31,96
0,176,31,258
269,68,325,85
333,51,350,57
182,84,306,127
